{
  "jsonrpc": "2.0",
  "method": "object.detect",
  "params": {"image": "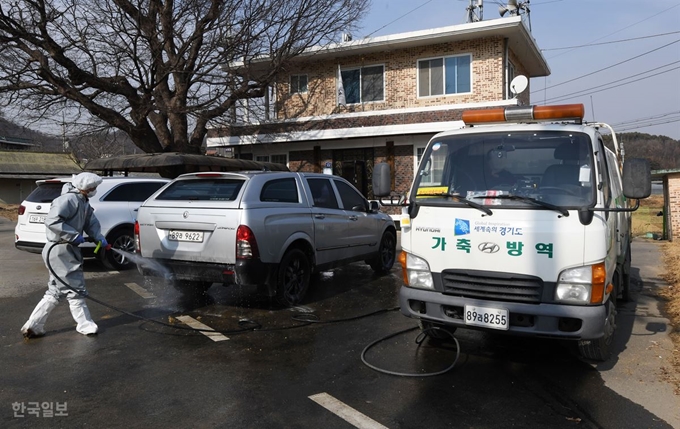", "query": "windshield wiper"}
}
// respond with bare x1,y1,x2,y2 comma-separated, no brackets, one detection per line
427,193,493,216
473,194,569,217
